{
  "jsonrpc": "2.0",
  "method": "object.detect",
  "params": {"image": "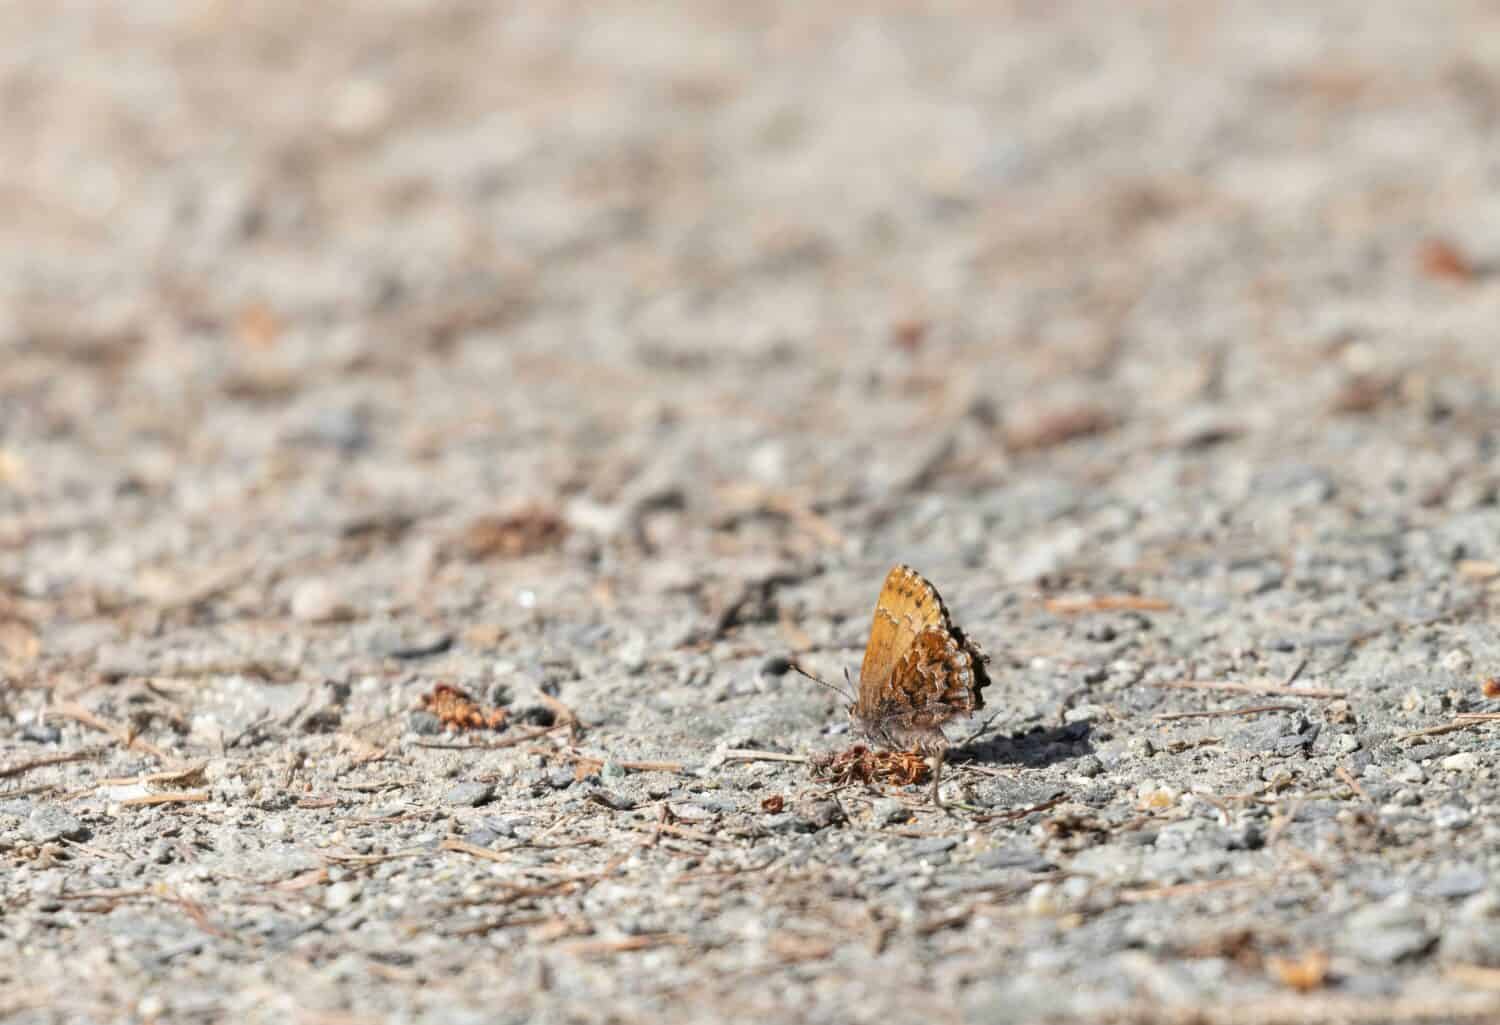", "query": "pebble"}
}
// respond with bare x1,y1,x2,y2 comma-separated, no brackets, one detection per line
908,836,959,857
1331,734,1360,755
1394,761,1426,784
407,711,444,736
1443,924,1500,966
20,724,62,744
1442,649,1473,673
324,881,361,910
27,805,85,843
1427,867,1486,899
461,827,502,848
1435,805,1473,830
1127,737,1155,758
1074,755,1104,778
289,579,352,623
976,846,1050,872
444,782,494,807
870,799,910,827
1441,752,1479,773
796,798,844,831
1026,882,1060,916
1340,900,1434,964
